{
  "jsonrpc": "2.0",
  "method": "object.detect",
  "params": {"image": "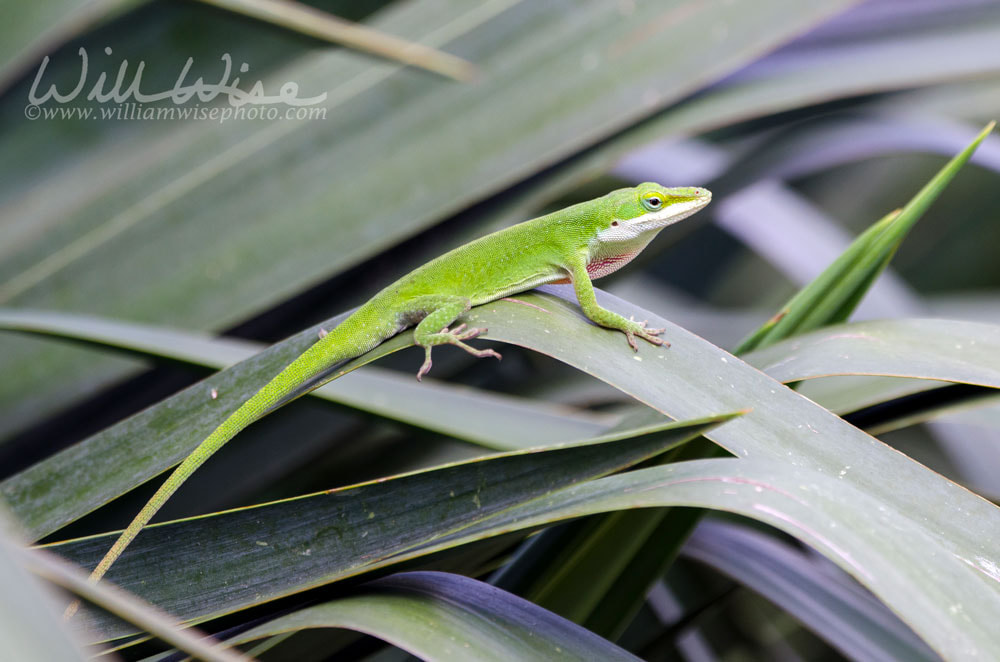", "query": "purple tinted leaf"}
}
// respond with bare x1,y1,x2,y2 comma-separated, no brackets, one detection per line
684,519,938,662
230,571,643,661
